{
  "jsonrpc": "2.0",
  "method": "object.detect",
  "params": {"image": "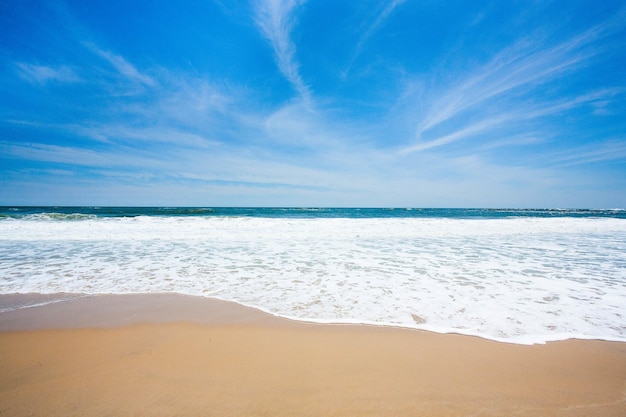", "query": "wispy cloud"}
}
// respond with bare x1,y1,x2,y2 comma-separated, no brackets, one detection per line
344,0,406,77
71,124,220,148
255,0,310,103
15,63,81,84
400,15,626,155
0,141,141,168
541,140,626,168
523,88,625,119
474,133,546,153
262,102,345,149
400,115,511,154
6,69,239,149
85,42,155,87
401,88,625,154
418,30,602,134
